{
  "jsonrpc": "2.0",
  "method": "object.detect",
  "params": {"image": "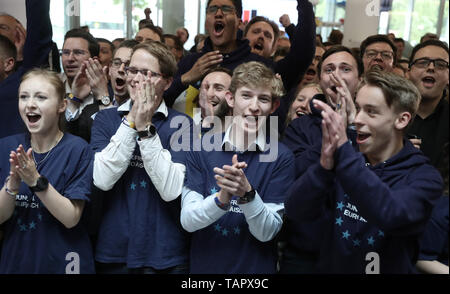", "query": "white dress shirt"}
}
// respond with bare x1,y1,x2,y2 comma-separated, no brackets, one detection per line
93,99,186,202
180,125,284,242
